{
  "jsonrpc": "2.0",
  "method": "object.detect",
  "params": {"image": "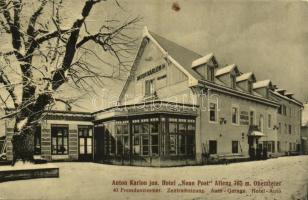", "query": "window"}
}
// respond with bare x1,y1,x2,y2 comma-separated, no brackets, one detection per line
282,105,287,115
232,141,239,153
285,124,287,134
249,110,255,125
115,121,129,156
259,114,264,132
207,67,215,82
78,126,93,156
268,114,271,128
51,125,68,155
278,122,281,134
168,118,195,156
145,79,155,96
169,135,176,155
277,141,280,152
278,105,282,114
231,106,239,124
103,123,116,155
34,125,41,155
142,135,149,155
209,102,217,122
248,81,253,93
266,141,275,153
209,140,217,154
231,74,236,89
289,125,292,134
